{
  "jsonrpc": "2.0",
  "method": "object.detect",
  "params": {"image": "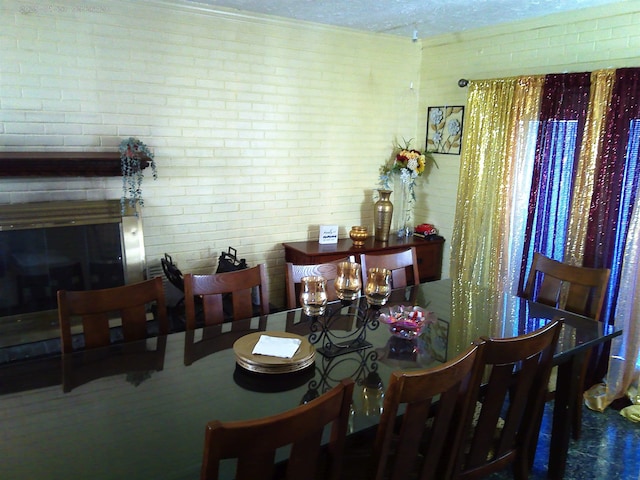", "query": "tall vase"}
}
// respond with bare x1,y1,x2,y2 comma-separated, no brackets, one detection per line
396,181,412,238
374,189,393,242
